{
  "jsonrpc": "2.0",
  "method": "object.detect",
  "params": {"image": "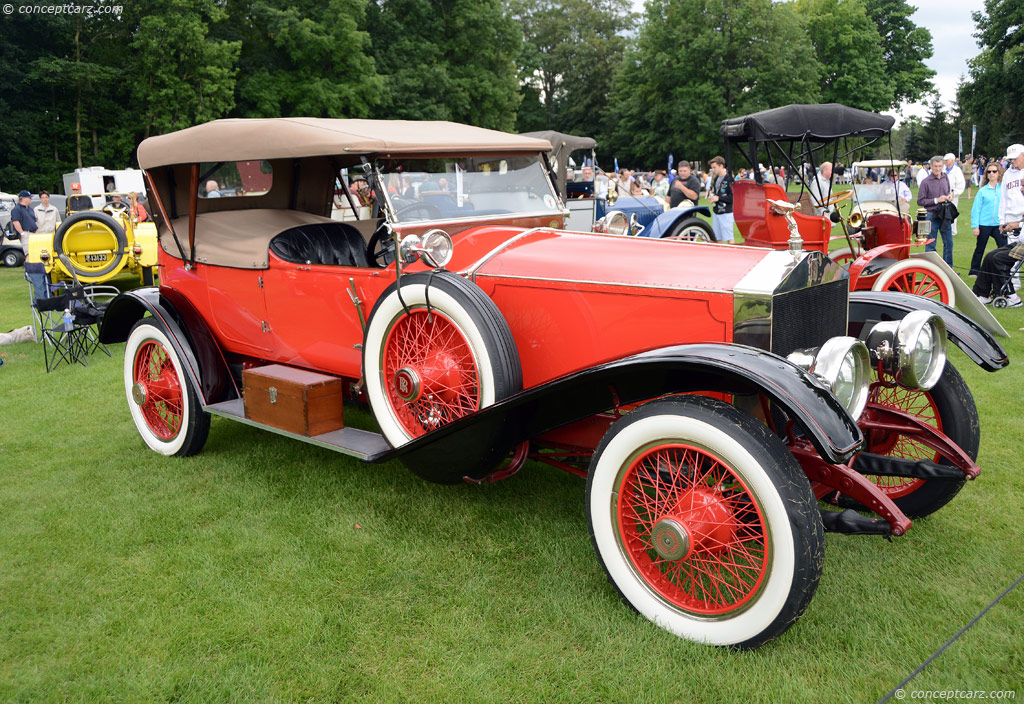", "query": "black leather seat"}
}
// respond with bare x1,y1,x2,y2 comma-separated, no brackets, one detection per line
270,223,369,267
